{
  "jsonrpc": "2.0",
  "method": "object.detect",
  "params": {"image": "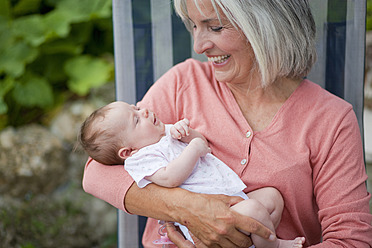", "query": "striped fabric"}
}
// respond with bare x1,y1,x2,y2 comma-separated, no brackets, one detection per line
112,0,366,247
